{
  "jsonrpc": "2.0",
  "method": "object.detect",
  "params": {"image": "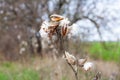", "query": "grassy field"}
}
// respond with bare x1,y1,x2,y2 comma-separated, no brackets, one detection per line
0,56,119,80
0,57,114,80
0,61,40,80
89,42,120,62
0,42,120,80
